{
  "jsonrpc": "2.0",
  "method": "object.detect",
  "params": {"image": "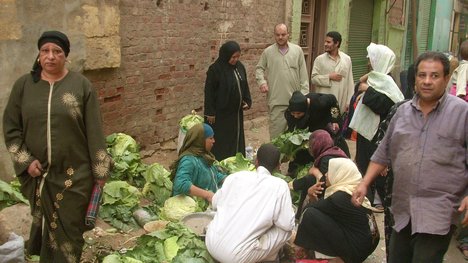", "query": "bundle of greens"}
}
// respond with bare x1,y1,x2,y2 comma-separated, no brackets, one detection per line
99,181,142,231
0,179,28,210
271,129,311,162
141,163,173,212
216,153,255,174
179,110,203,133
106,133,147,188
288,164,312,207
124,222,214,263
